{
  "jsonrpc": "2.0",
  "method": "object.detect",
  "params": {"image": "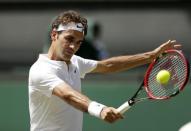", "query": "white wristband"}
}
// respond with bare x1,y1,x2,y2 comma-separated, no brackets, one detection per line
88,101,106,118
